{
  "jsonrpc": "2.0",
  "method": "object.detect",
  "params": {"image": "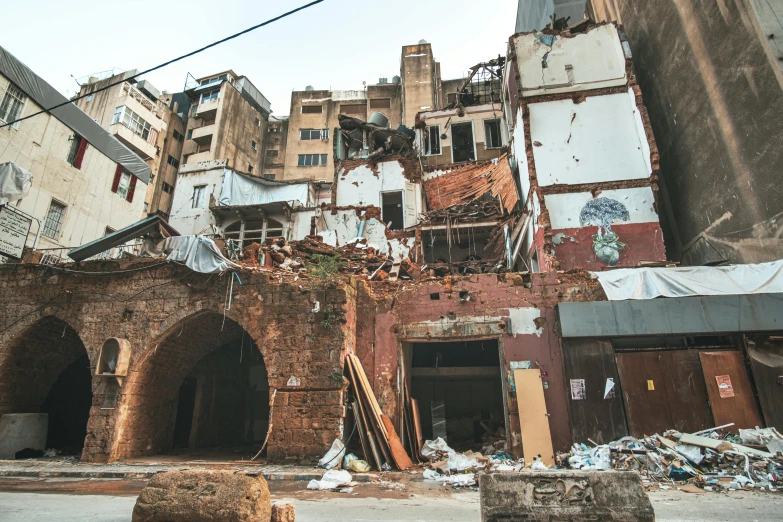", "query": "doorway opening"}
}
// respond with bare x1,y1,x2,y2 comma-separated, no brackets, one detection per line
406,340,505,452
451,123,475,163
381,191,404,231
